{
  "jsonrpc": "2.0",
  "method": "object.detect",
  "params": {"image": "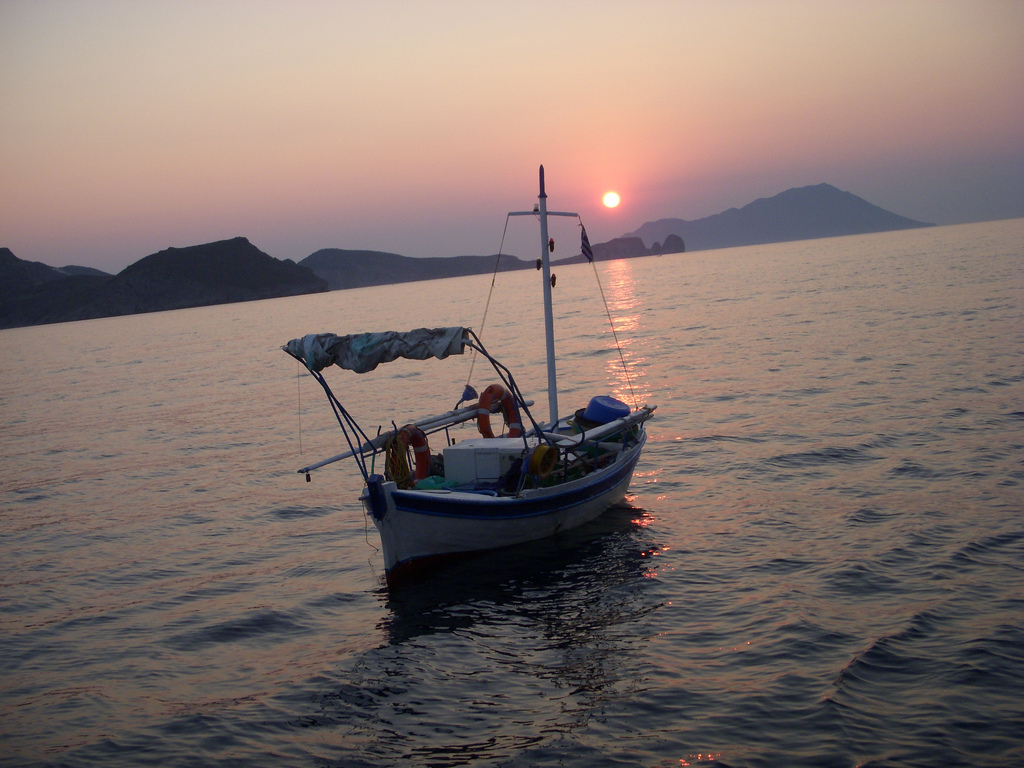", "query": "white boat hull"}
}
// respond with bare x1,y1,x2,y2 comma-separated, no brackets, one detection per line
361,433,646,583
